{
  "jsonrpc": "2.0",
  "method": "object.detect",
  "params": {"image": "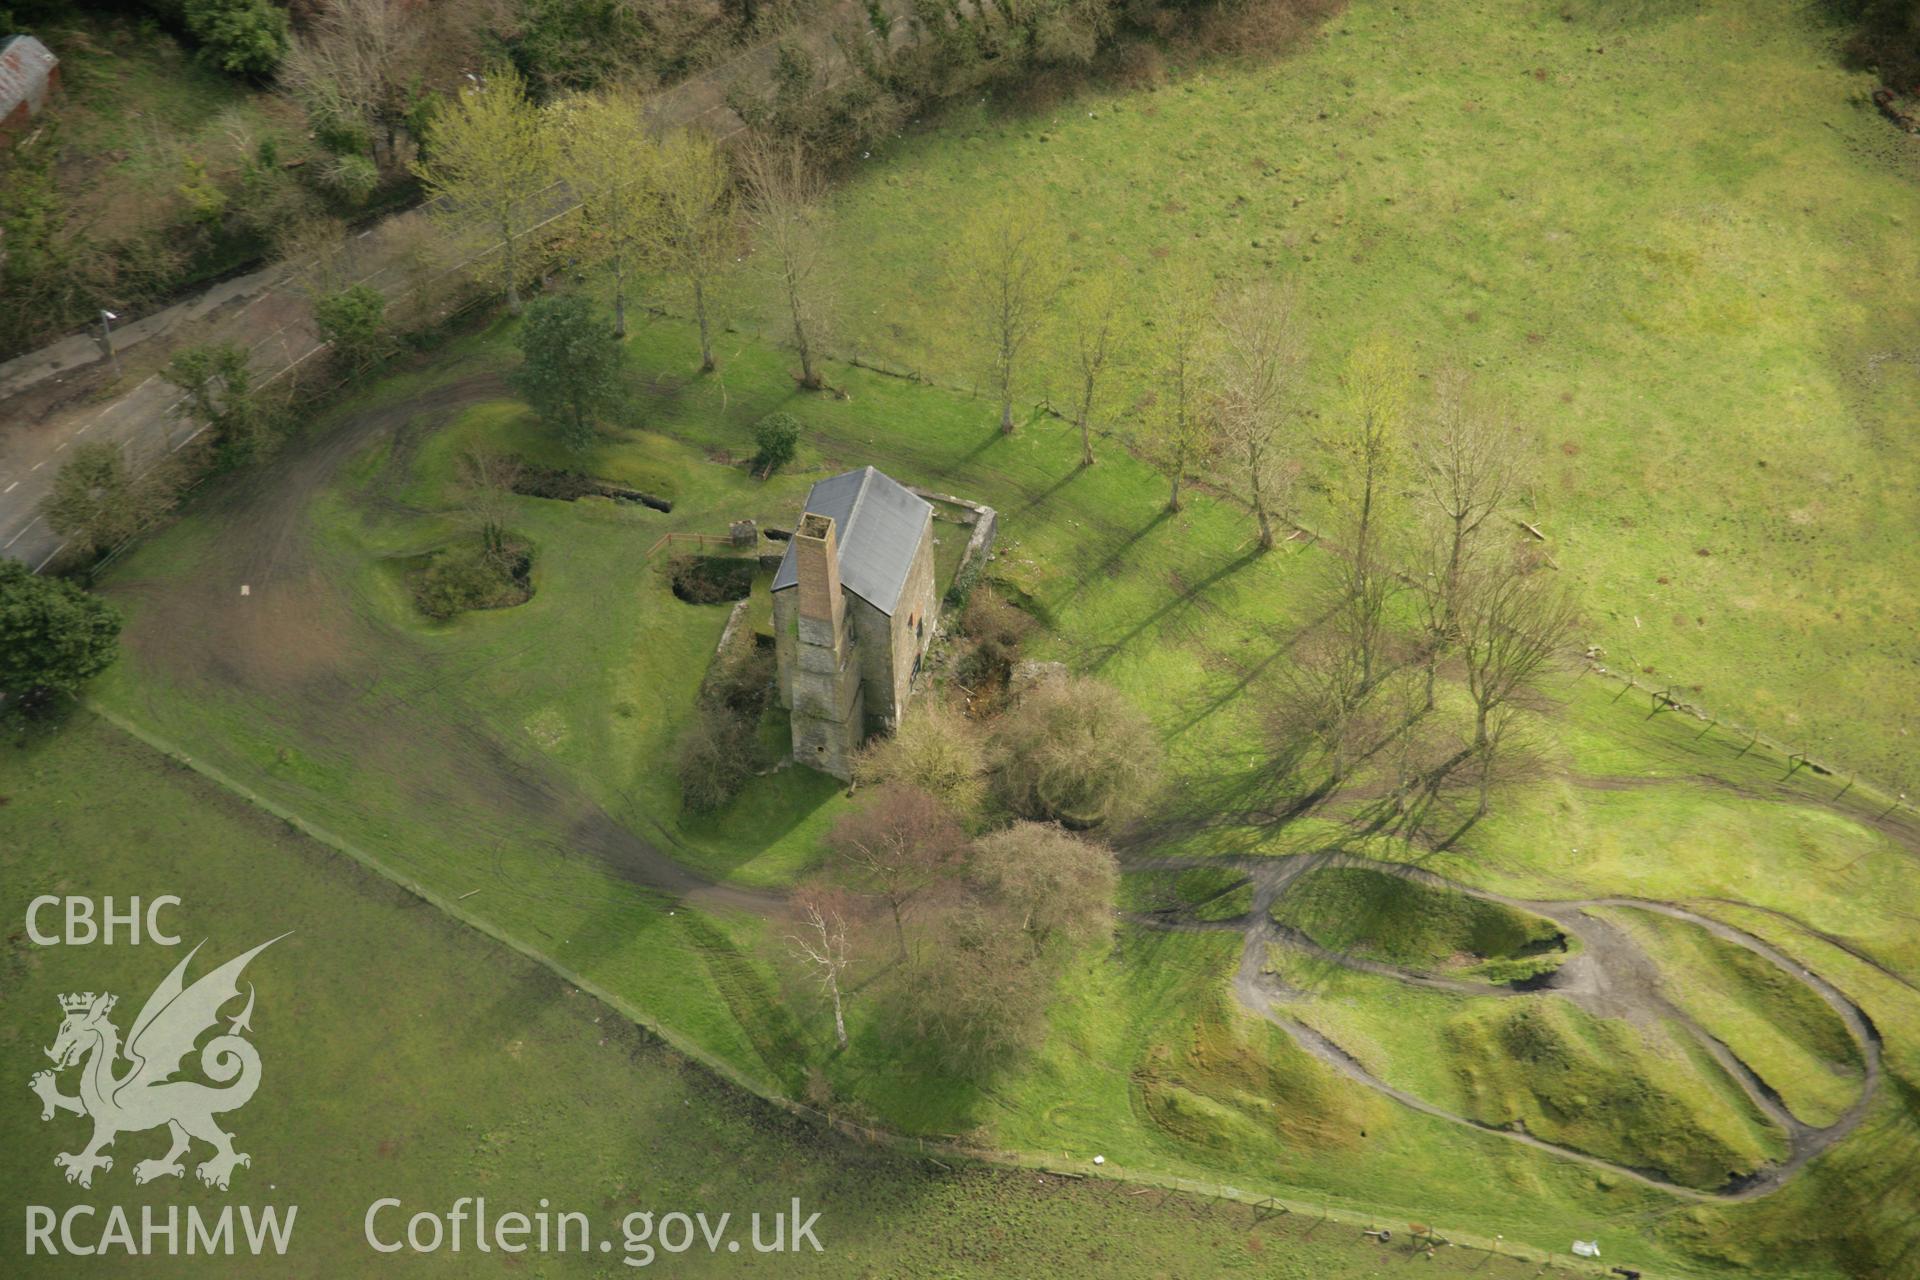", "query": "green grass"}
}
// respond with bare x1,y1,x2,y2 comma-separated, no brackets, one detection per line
1600,906,1865,1129
18,14,313,255
1121,864,1255,921
3,715,1551,1279
83,304,1920,1275
1269,865,1575,984
724,0,1920,797
1259,947,1787,1191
